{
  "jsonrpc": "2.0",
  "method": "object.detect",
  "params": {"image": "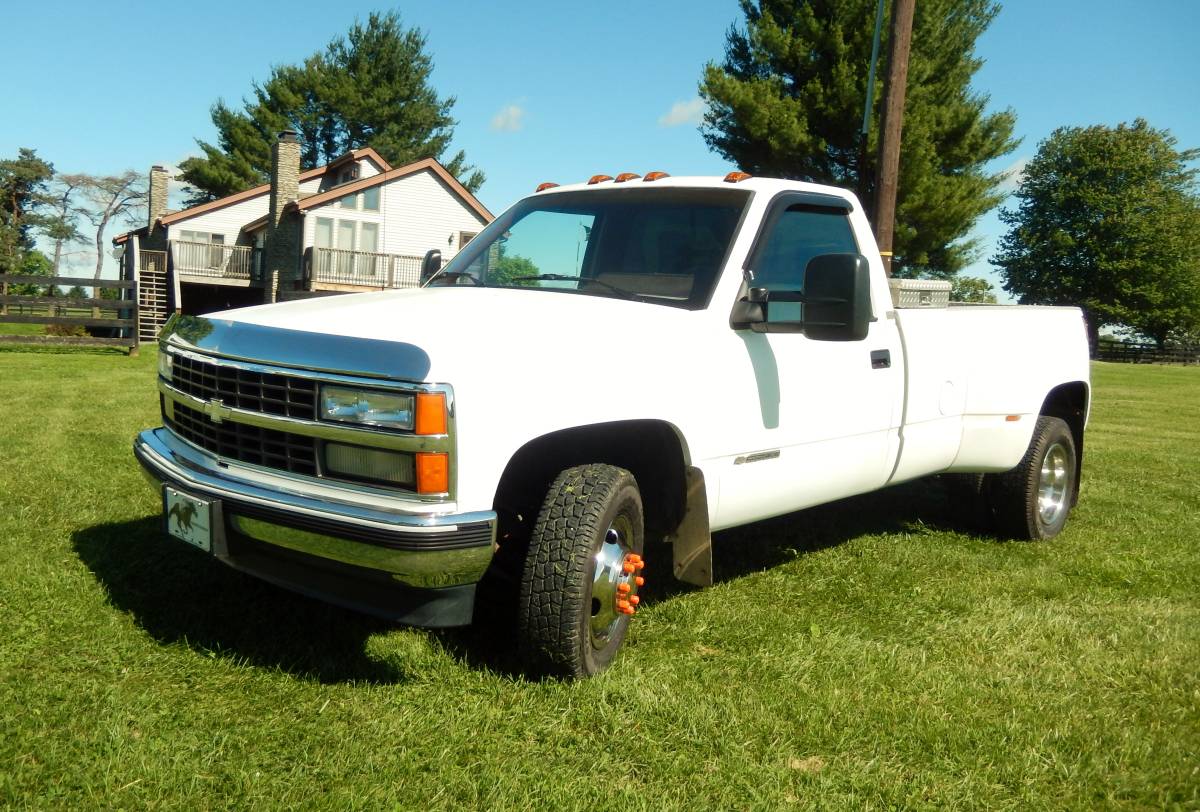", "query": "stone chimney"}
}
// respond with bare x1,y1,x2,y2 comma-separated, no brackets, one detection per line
148,166,169,228
143,165,170,250
264,131,302,302
268,131,300,226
